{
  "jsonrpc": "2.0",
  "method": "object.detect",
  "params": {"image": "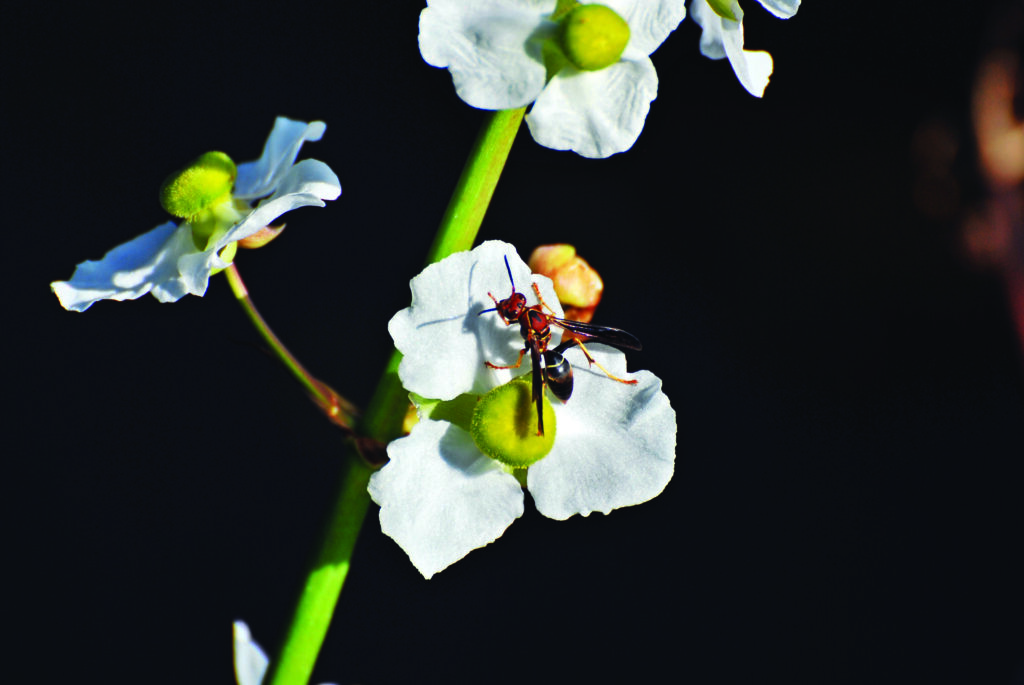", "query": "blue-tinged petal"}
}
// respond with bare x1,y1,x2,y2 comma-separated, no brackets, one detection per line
51,221,197,311
176,159,342,296
602,0,686,58
389,240,562,401
233,621,269,685
757,0,800,19
419,0,553,110
693,0,773,97
526,57,658,158
528,345,676,520
369,419,525,578
234,118,327,199
224,160,340,247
